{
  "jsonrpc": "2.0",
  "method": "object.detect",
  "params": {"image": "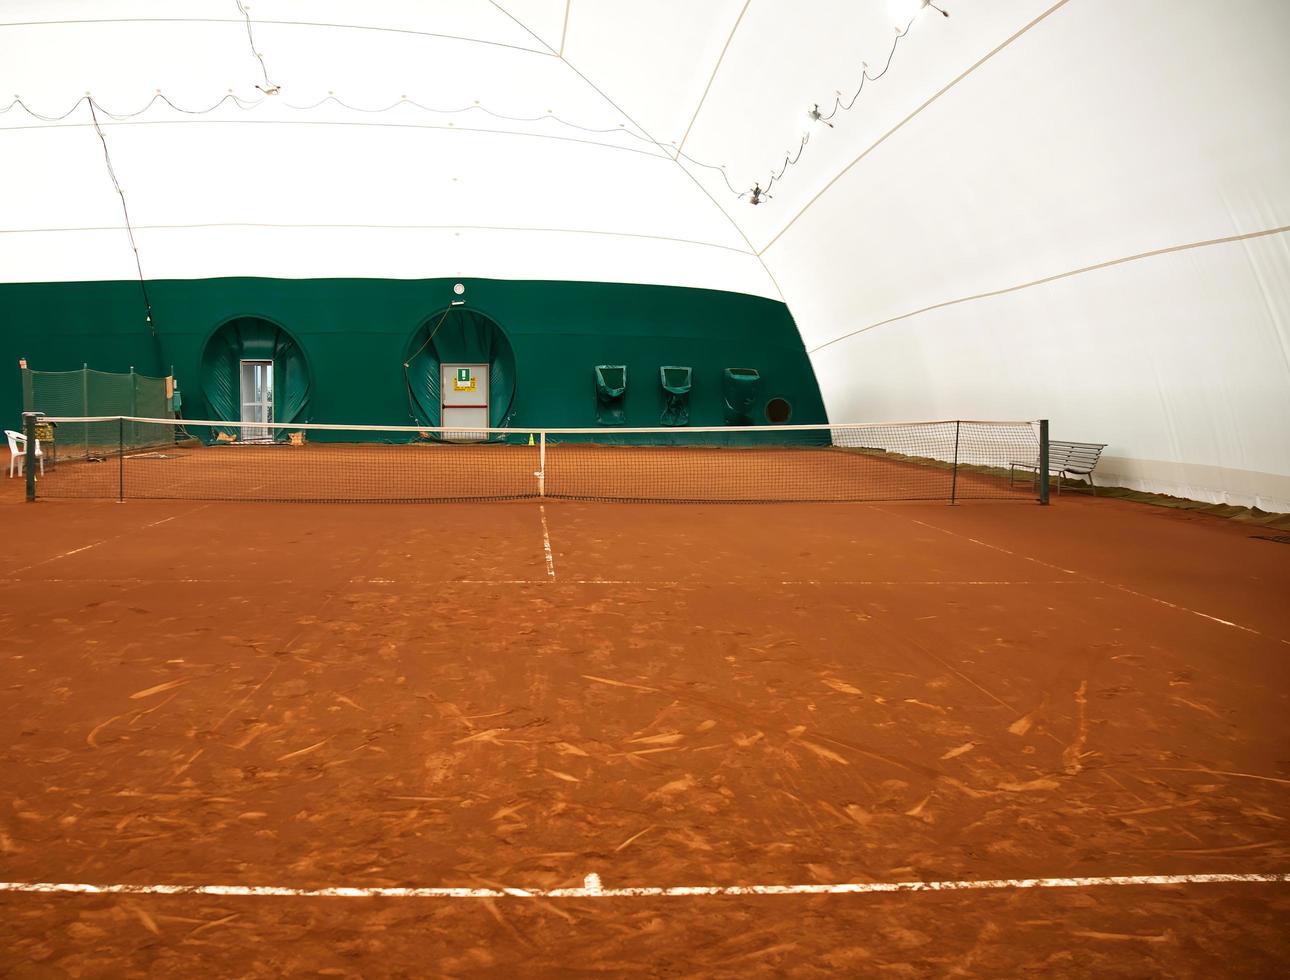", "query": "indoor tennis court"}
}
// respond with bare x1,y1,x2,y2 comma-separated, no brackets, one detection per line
4,0,1289,975
1,483,1287,975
